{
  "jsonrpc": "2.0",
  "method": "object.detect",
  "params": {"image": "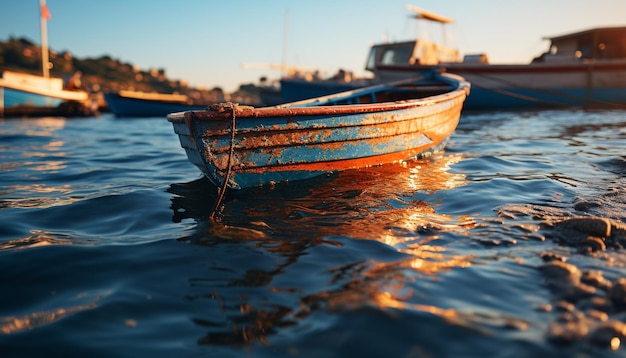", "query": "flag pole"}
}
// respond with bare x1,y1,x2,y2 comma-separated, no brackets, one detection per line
40,0,50,78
